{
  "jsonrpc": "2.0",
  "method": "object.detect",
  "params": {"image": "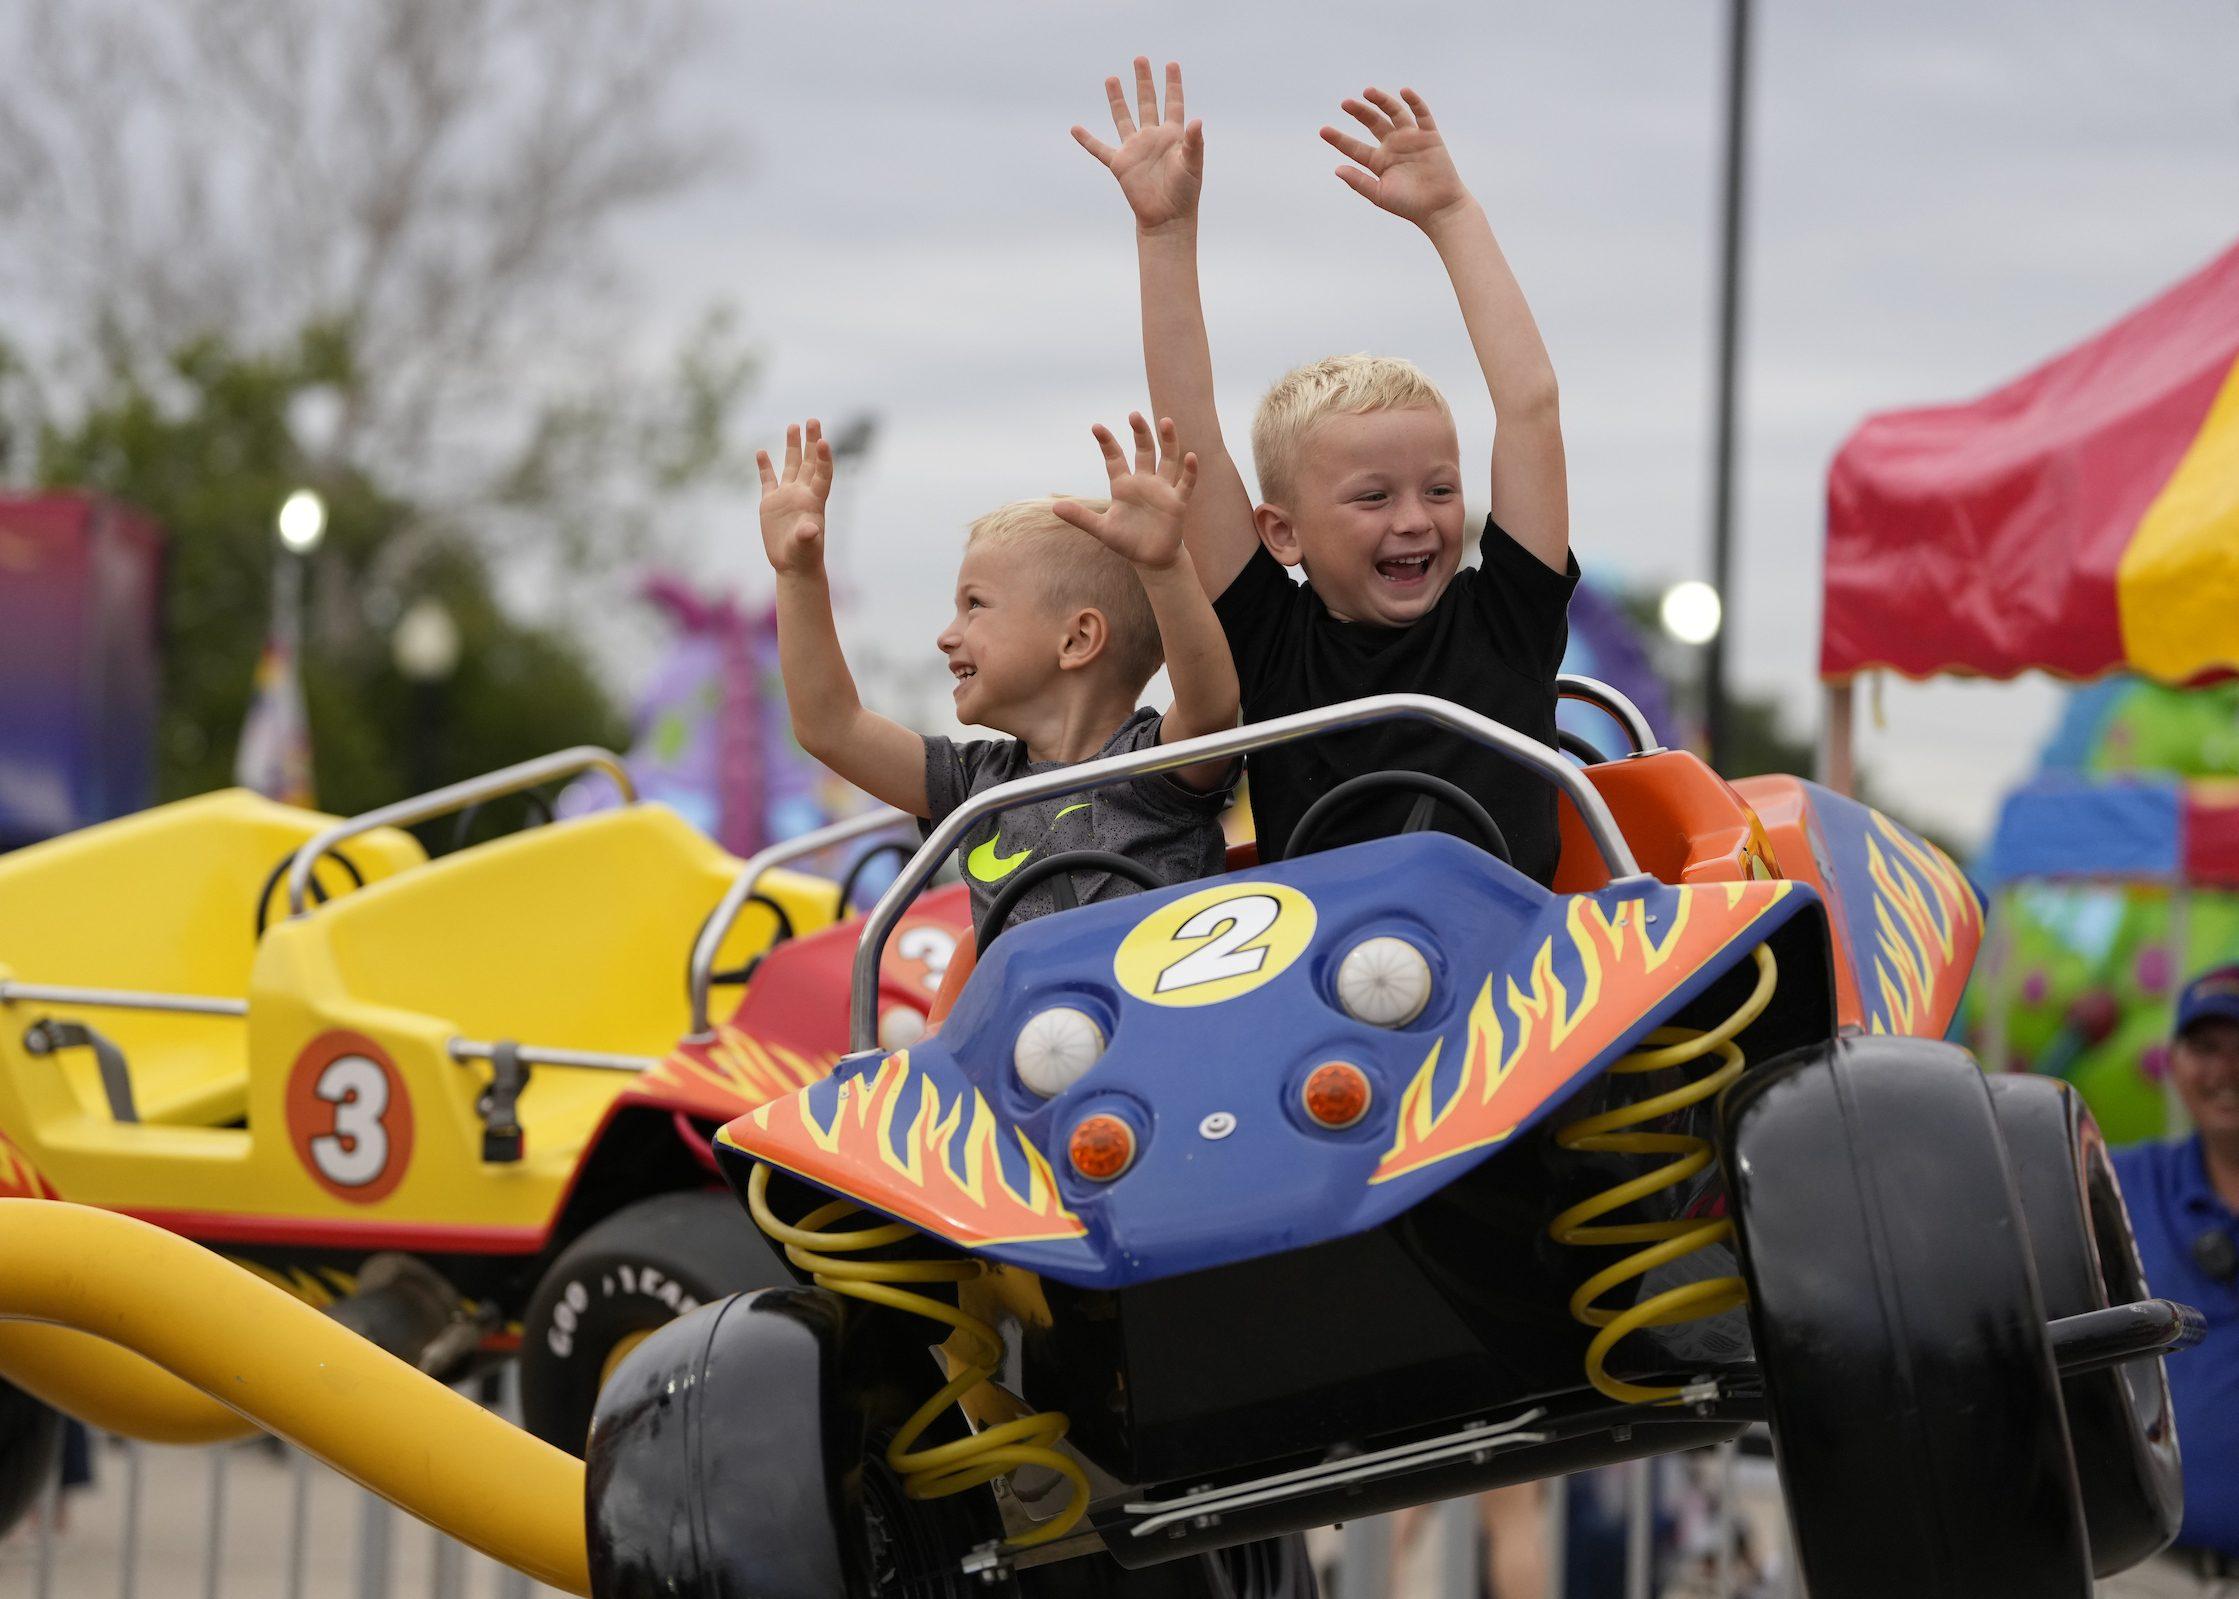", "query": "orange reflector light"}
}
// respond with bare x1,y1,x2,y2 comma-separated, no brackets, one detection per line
1303,1062,1373,1129
1068,1113,1136,1181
